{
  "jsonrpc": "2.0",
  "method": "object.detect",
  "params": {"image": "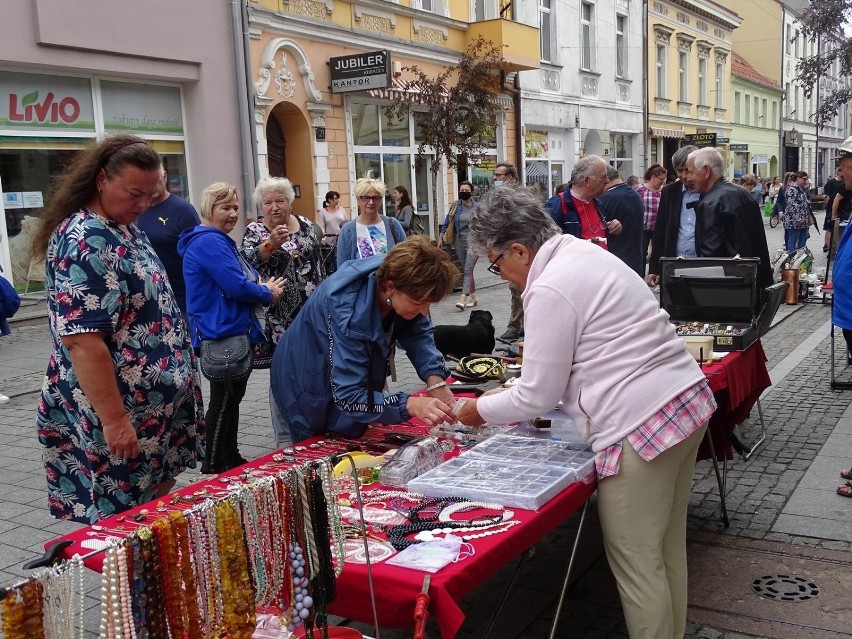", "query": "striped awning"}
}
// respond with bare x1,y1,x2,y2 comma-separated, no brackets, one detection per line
650,127,685,139
367,78,429,103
